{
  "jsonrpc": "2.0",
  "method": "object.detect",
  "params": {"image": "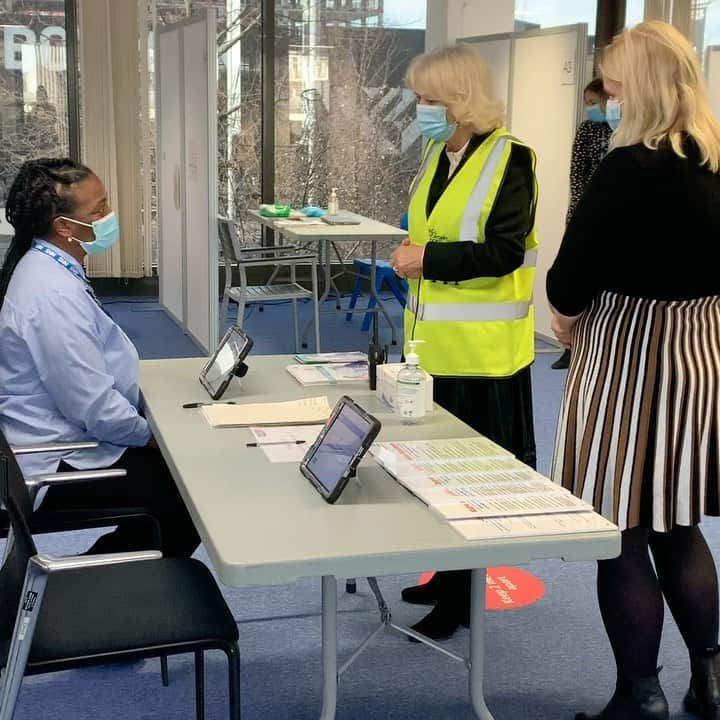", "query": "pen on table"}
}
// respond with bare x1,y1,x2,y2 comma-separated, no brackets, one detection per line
246,440,307,447
182,401,238,409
